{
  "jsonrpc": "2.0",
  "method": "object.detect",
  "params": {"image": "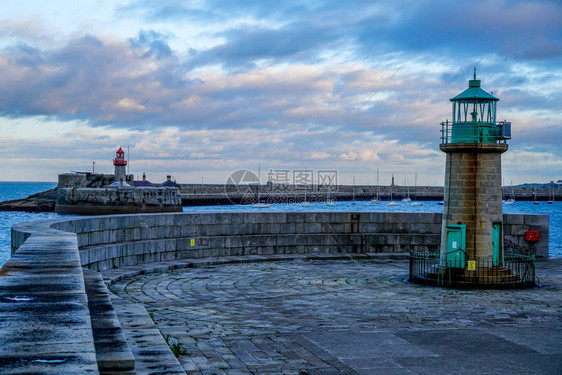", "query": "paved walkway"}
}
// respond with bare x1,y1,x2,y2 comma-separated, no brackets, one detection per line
110,258,562,374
